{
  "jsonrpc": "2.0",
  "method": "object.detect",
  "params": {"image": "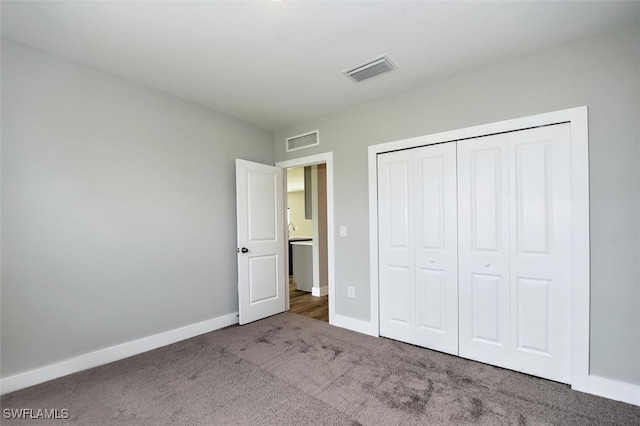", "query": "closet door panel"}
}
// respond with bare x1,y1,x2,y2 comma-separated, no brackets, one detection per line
418,269,446,331
414,143,458,355
458,134,510,368
389,266,412,325
508,124,572,383
378,150,415,343
471,273,503,344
